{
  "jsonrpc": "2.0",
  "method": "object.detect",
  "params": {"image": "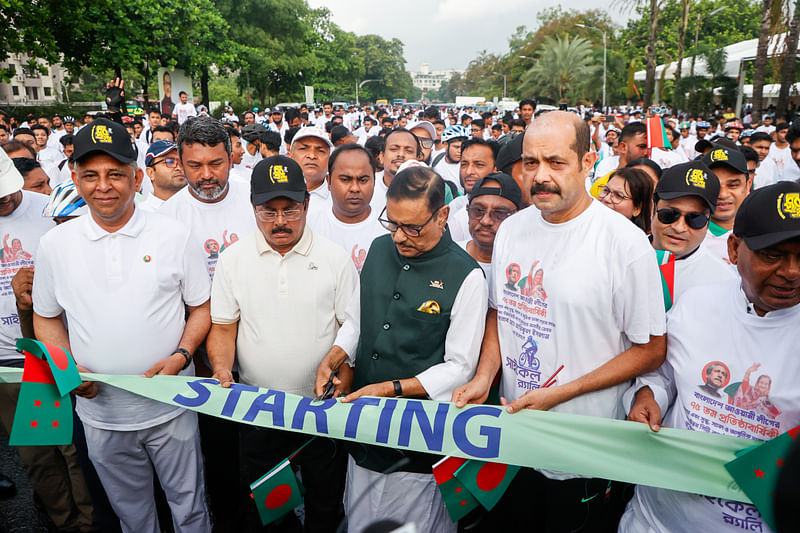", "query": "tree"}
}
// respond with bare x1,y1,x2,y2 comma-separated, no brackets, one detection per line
776,0,800,119
673,0,691,107
752,0,775,122
519,36,599,102
354,35,414,101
